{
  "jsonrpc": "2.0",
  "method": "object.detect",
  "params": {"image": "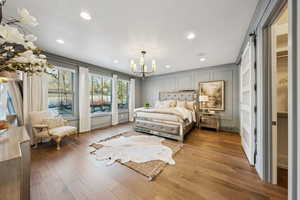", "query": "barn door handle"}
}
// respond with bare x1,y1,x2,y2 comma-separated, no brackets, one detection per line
272,121,277,126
